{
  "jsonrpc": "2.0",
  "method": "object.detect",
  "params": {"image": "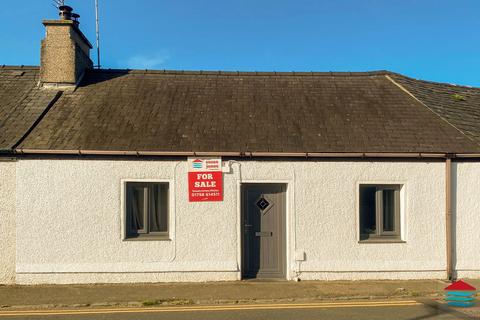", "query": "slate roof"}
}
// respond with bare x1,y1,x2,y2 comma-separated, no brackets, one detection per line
1,66,480,155
390,73,480,145
0,67,59,151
